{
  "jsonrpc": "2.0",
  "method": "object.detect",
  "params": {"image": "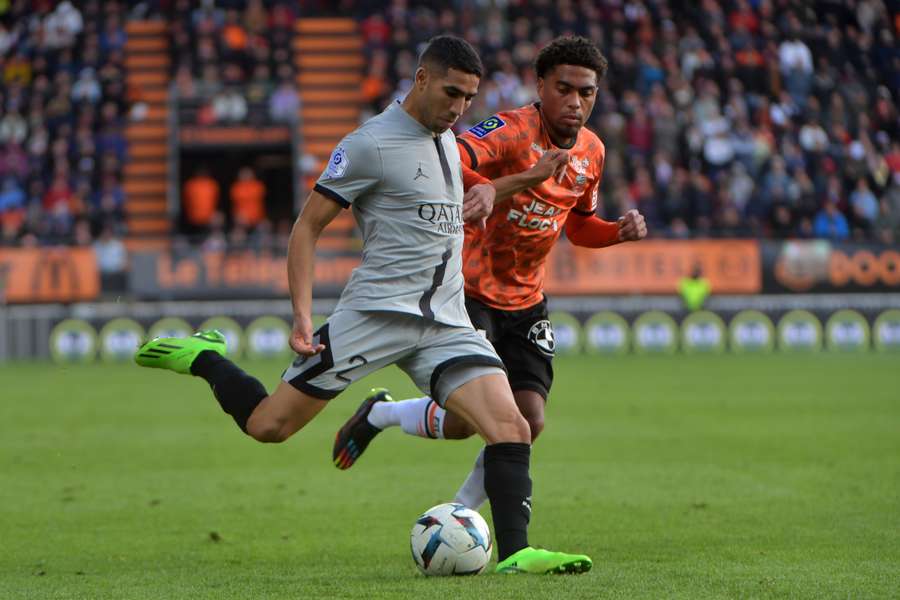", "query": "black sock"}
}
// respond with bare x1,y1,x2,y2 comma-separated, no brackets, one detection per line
484,442,532,561
190,350,267,433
